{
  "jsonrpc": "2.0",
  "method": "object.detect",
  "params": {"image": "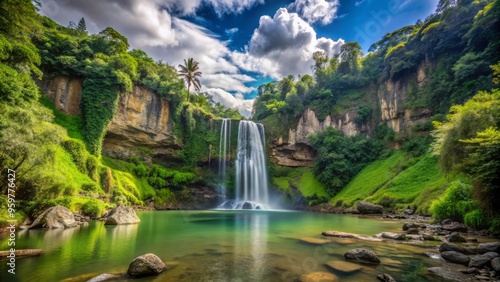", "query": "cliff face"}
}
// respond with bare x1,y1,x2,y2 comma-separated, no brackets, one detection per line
269,108,369,167
269,61,433,167
40,76,181,159
38,76,82,115
103,85,181,159
378,61,433,133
